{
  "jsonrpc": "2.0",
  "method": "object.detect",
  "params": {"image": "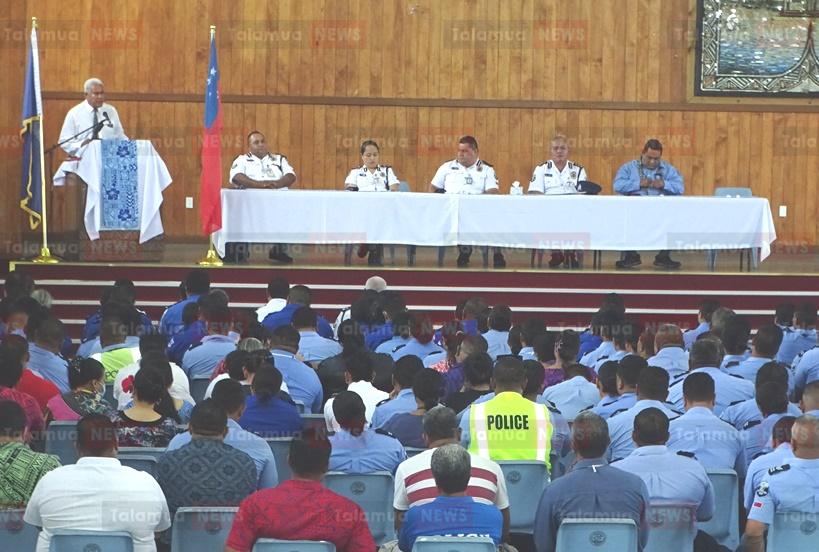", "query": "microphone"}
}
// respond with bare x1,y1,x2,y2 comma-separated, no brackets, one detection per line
101,111,113,128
